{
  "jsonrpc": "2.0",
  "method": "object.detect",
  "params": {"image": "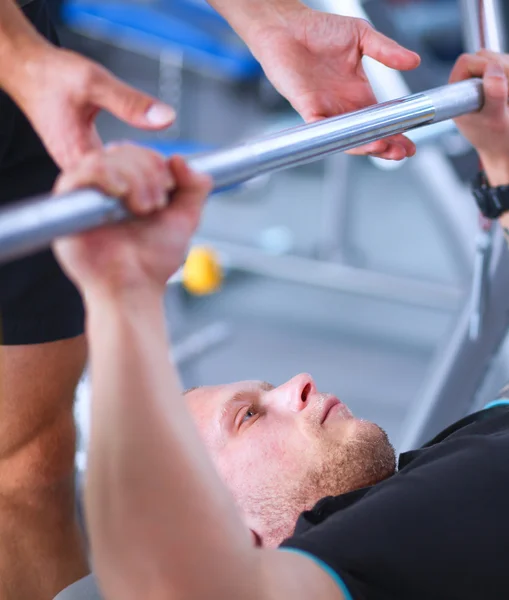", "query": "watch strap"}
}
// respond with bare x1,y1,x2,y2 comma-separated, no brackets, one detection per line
472,171,509,219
